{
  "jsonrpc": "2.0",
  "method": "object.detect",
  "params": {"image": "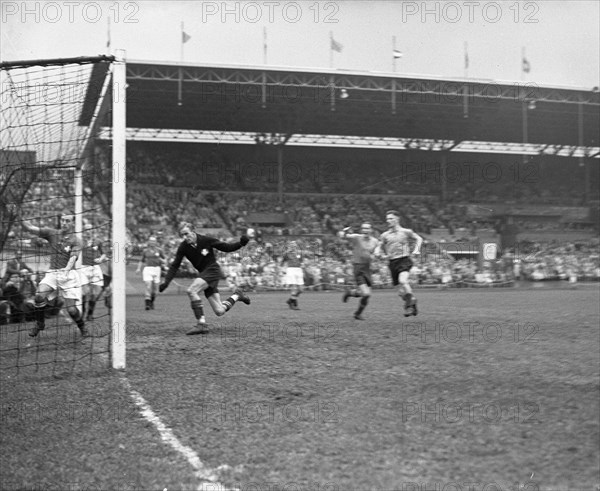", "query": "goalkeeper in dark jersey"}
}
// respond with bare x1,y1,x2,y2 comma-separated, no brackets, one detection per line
159,222,252,335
